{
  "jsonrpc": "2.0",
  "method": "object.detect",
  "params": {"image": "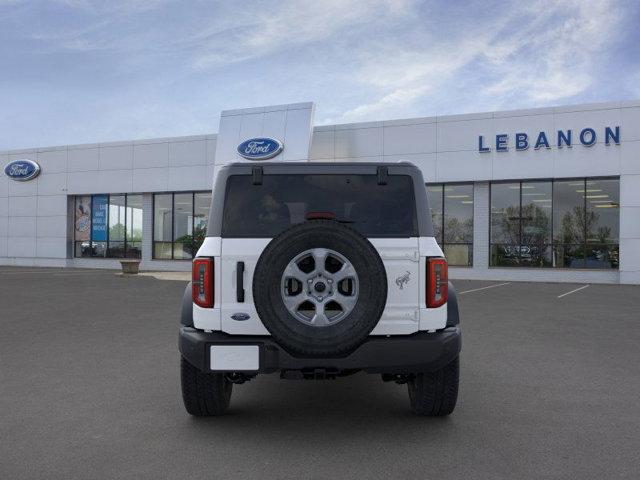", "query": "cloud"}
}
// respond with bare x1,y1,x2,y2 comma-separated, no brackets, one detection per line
339,85,429,121
51,0,172,14
335,0,627,122
338,35,493,121
15,0,415,67
190,0,414,70
0,0,636,149
481,0,622,104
